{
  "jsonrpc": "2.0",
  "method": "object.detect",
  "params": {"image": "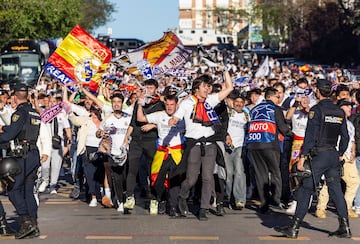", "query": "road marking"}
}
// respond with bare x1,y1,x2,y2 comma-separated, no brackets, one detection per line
39,235,47,239
85,235,133,240
0,236,14,239
352,237,360,241
259,236,310,240
44,201,79,205
170,236,219,241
